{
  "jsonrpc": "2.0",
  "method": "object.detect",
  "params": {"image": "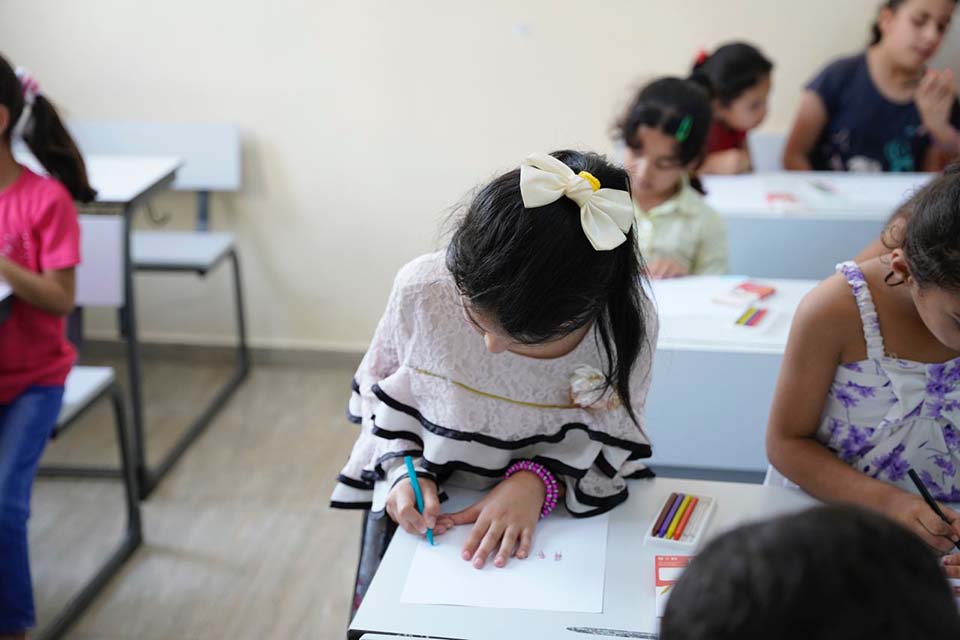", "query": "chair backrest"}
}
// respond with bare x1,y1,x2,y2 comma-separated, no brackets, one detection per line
76,215,125,308
68,121,241,192
748,131,787,172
